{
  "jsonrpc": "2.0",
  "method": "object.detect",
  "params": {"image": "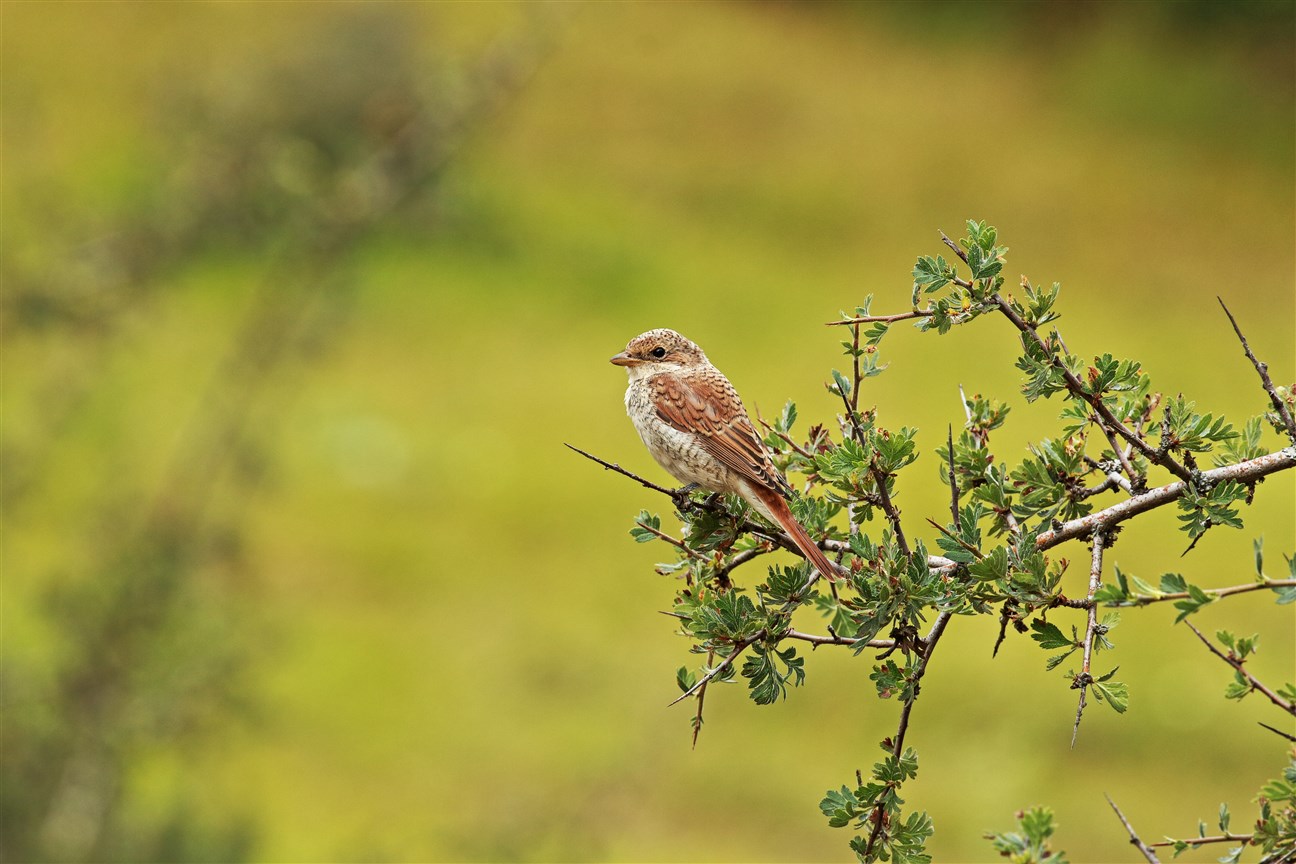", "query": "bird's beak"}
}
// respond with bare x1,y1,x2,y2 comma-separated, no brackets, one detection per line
609,352,640,367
